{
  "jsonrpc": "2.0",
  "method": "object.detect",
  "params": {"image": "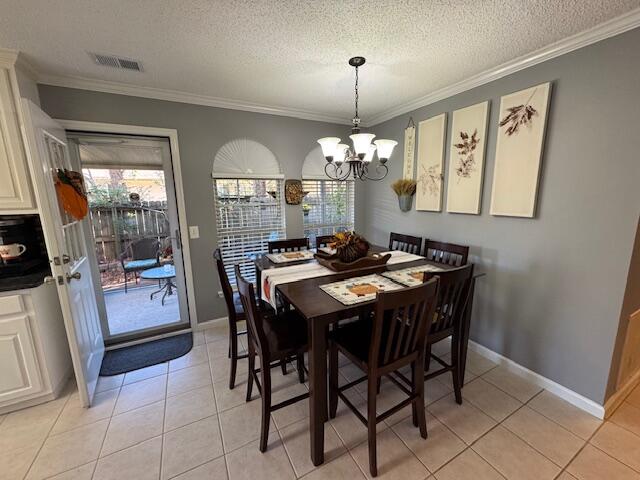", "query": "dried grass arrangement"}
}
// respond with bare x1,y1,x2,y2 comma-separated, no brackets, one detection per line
391,179,417,196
